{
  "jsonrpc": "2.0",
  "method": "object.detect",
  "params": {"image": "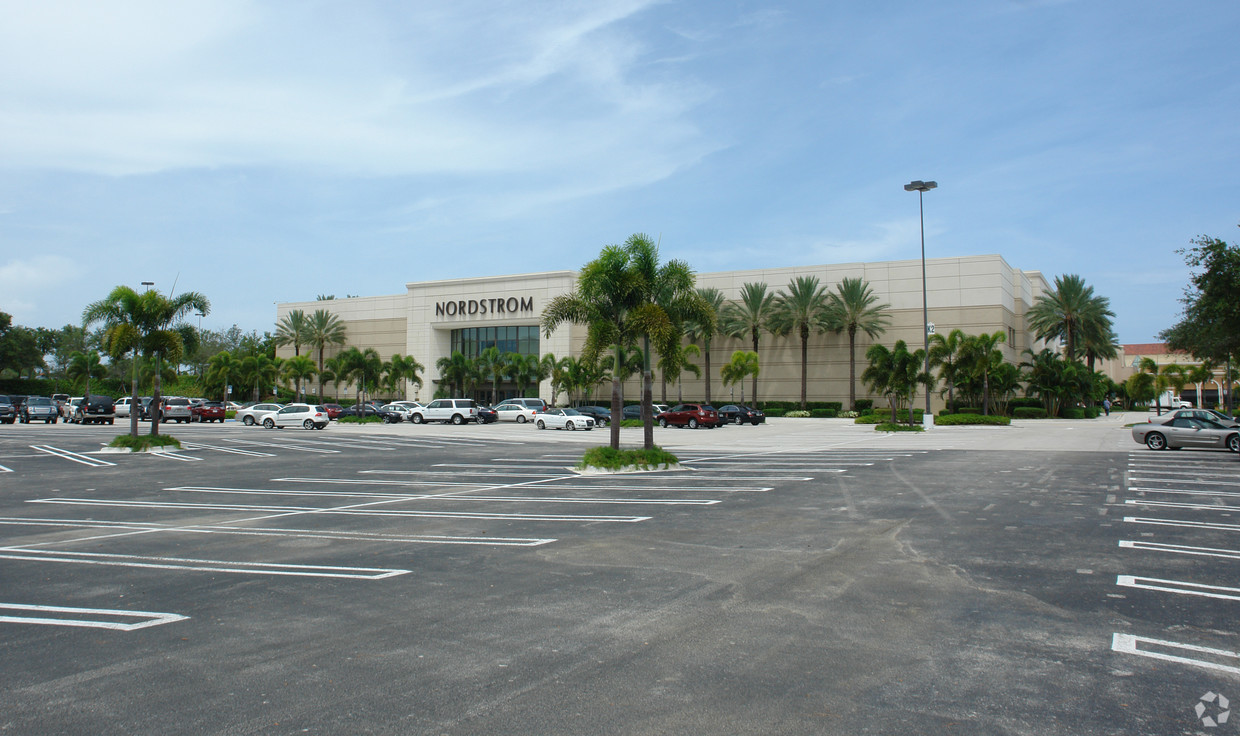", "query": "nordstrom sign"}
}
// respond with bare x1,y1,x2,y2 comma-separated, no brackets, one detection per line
435,296,535,318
